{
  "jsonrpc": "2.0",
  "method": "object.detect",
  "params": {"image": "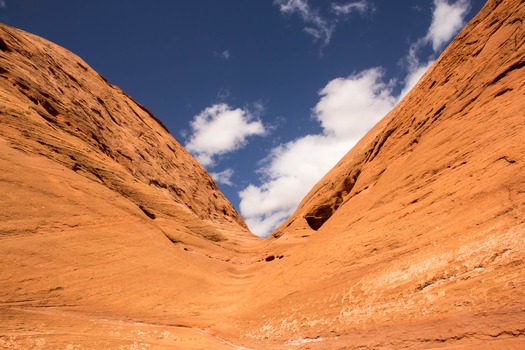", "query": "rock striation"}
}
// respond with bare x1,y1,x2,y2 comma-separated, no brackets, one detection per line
1,0,524,349
0,22,249,239
0,20,261,349
239,0,525,347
